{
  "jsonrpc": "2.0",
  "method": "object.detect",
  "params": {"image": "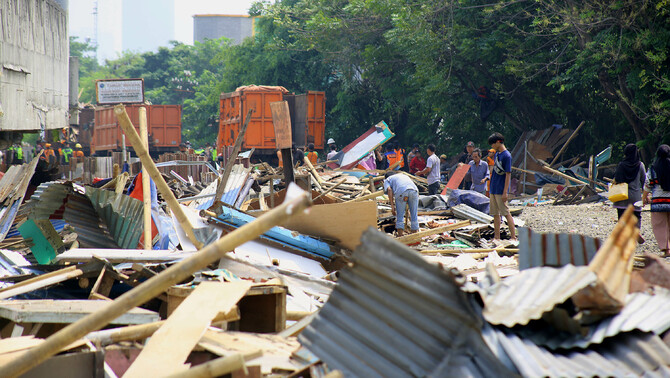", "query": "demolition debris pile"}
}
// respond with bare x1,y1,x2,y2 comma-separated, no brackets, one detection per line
0,108,664,377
